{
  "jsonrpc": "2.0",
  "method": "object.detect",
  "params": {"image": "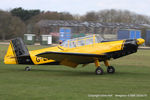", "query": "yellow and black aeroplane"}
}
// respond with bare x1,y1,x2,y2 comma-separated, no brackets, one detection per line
4,35,145,75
